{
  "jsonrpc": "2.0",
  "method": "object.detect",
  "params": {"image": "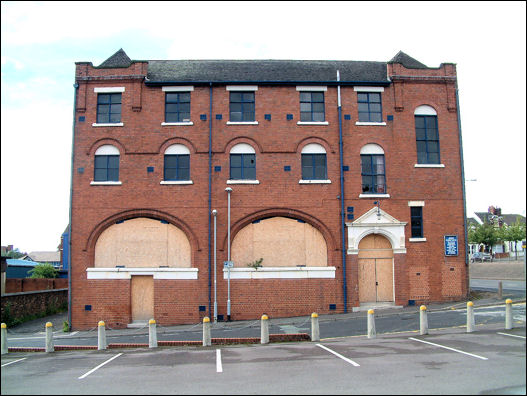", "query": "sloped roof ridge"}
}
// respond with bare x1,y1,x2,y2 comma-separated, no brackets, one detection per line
388,50,428,69
98,48,132,68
